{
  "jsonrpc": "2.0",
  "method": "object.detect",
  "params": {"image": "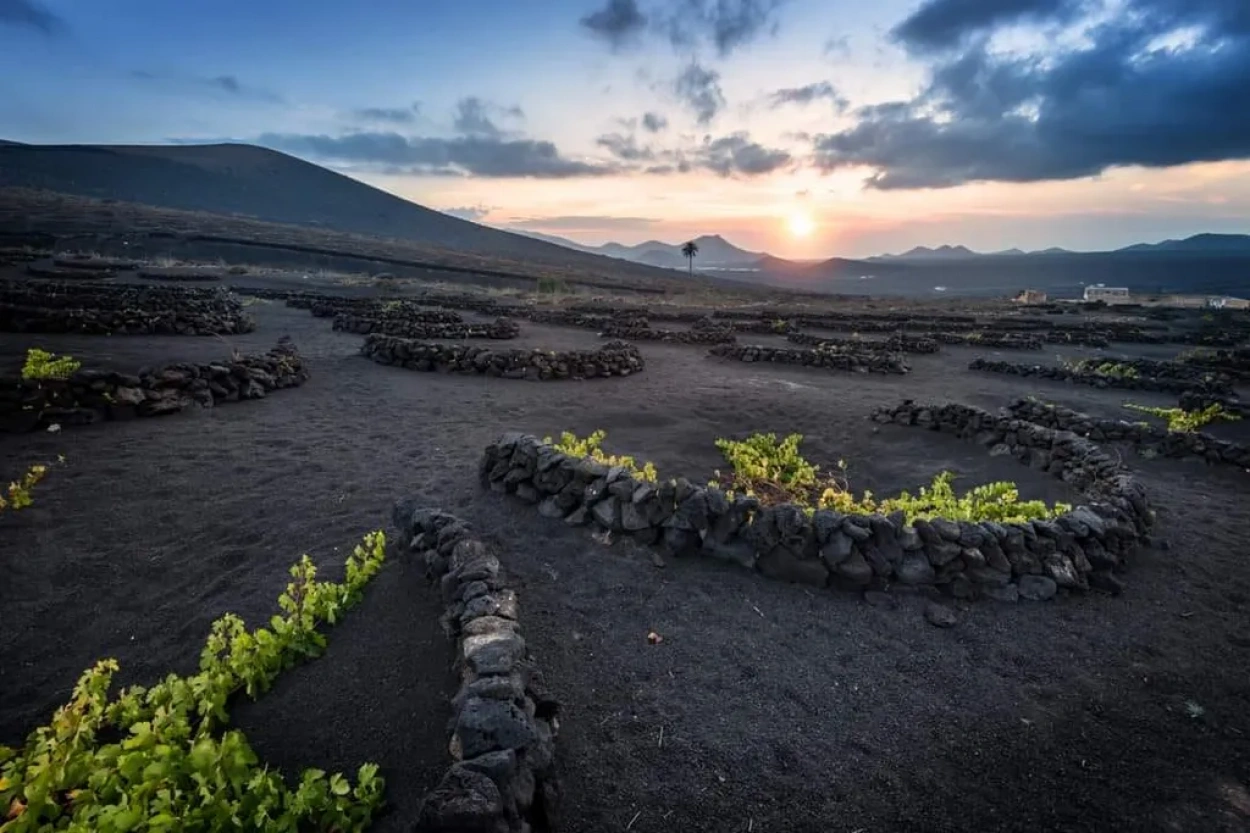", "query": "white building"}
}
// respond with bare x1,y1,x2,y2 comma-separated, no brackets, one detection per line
1083,285,1131,303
